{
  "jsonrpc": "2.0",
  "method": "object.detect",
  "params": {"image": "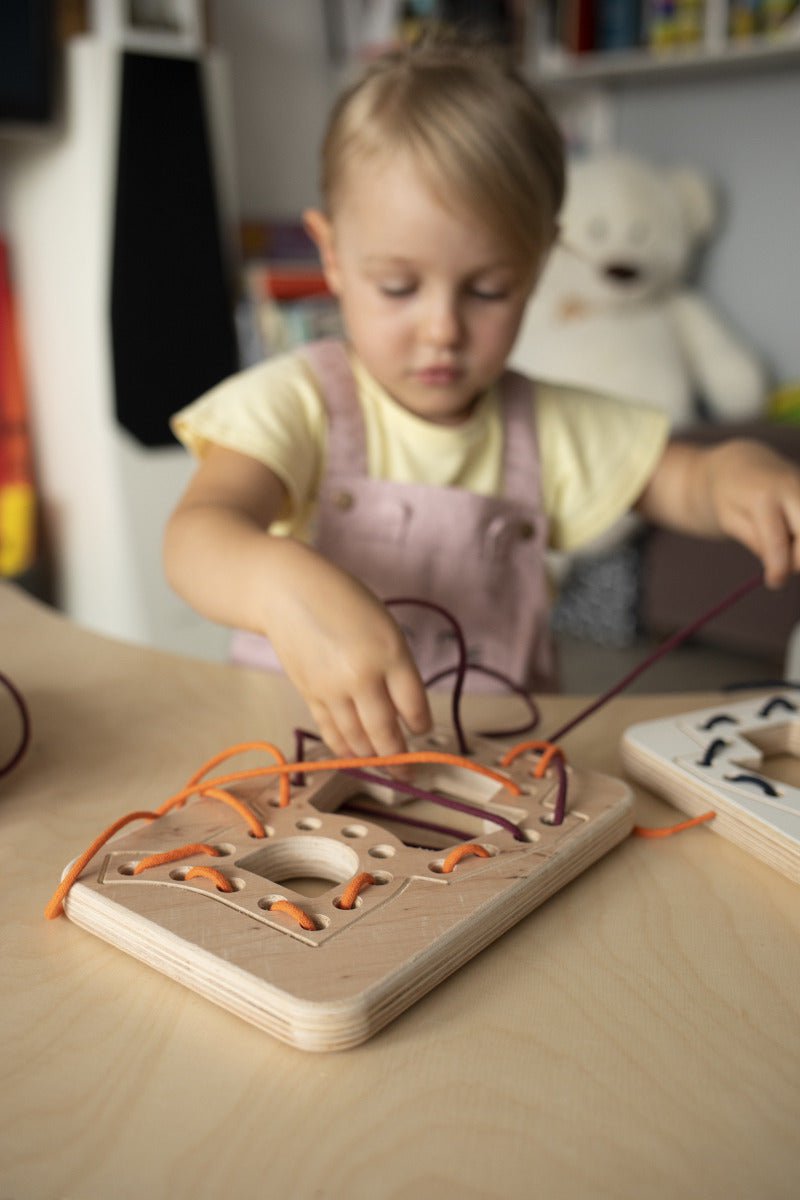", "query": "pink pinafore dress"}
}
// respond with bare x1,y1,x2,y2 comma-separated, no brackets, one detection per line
231,340,556,693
